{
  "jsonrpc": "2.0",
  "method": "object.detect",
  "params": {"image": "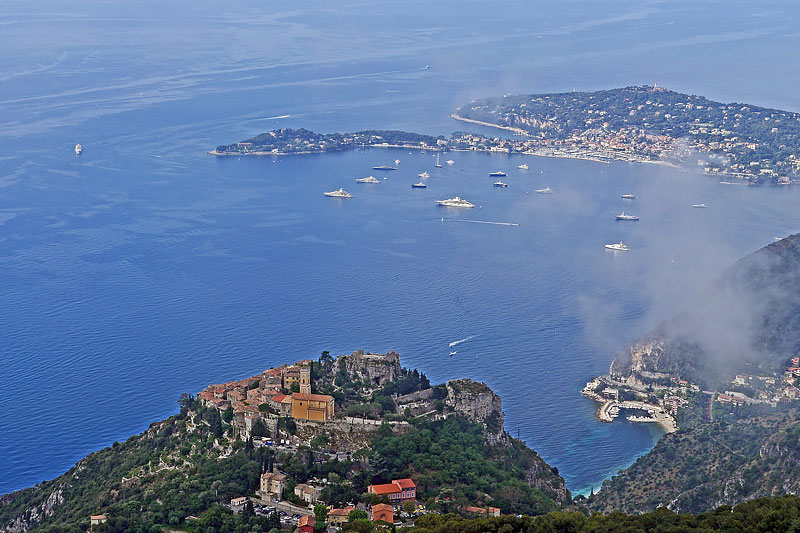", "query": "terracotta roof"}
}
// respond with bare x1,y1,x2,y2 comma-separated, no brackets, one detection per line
90,515,107,520
328,506,354,516
369,483,401,495
272,394,287,402
298,515,315,527
372,504,393,512
292,392,334,402
395,478,416,489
